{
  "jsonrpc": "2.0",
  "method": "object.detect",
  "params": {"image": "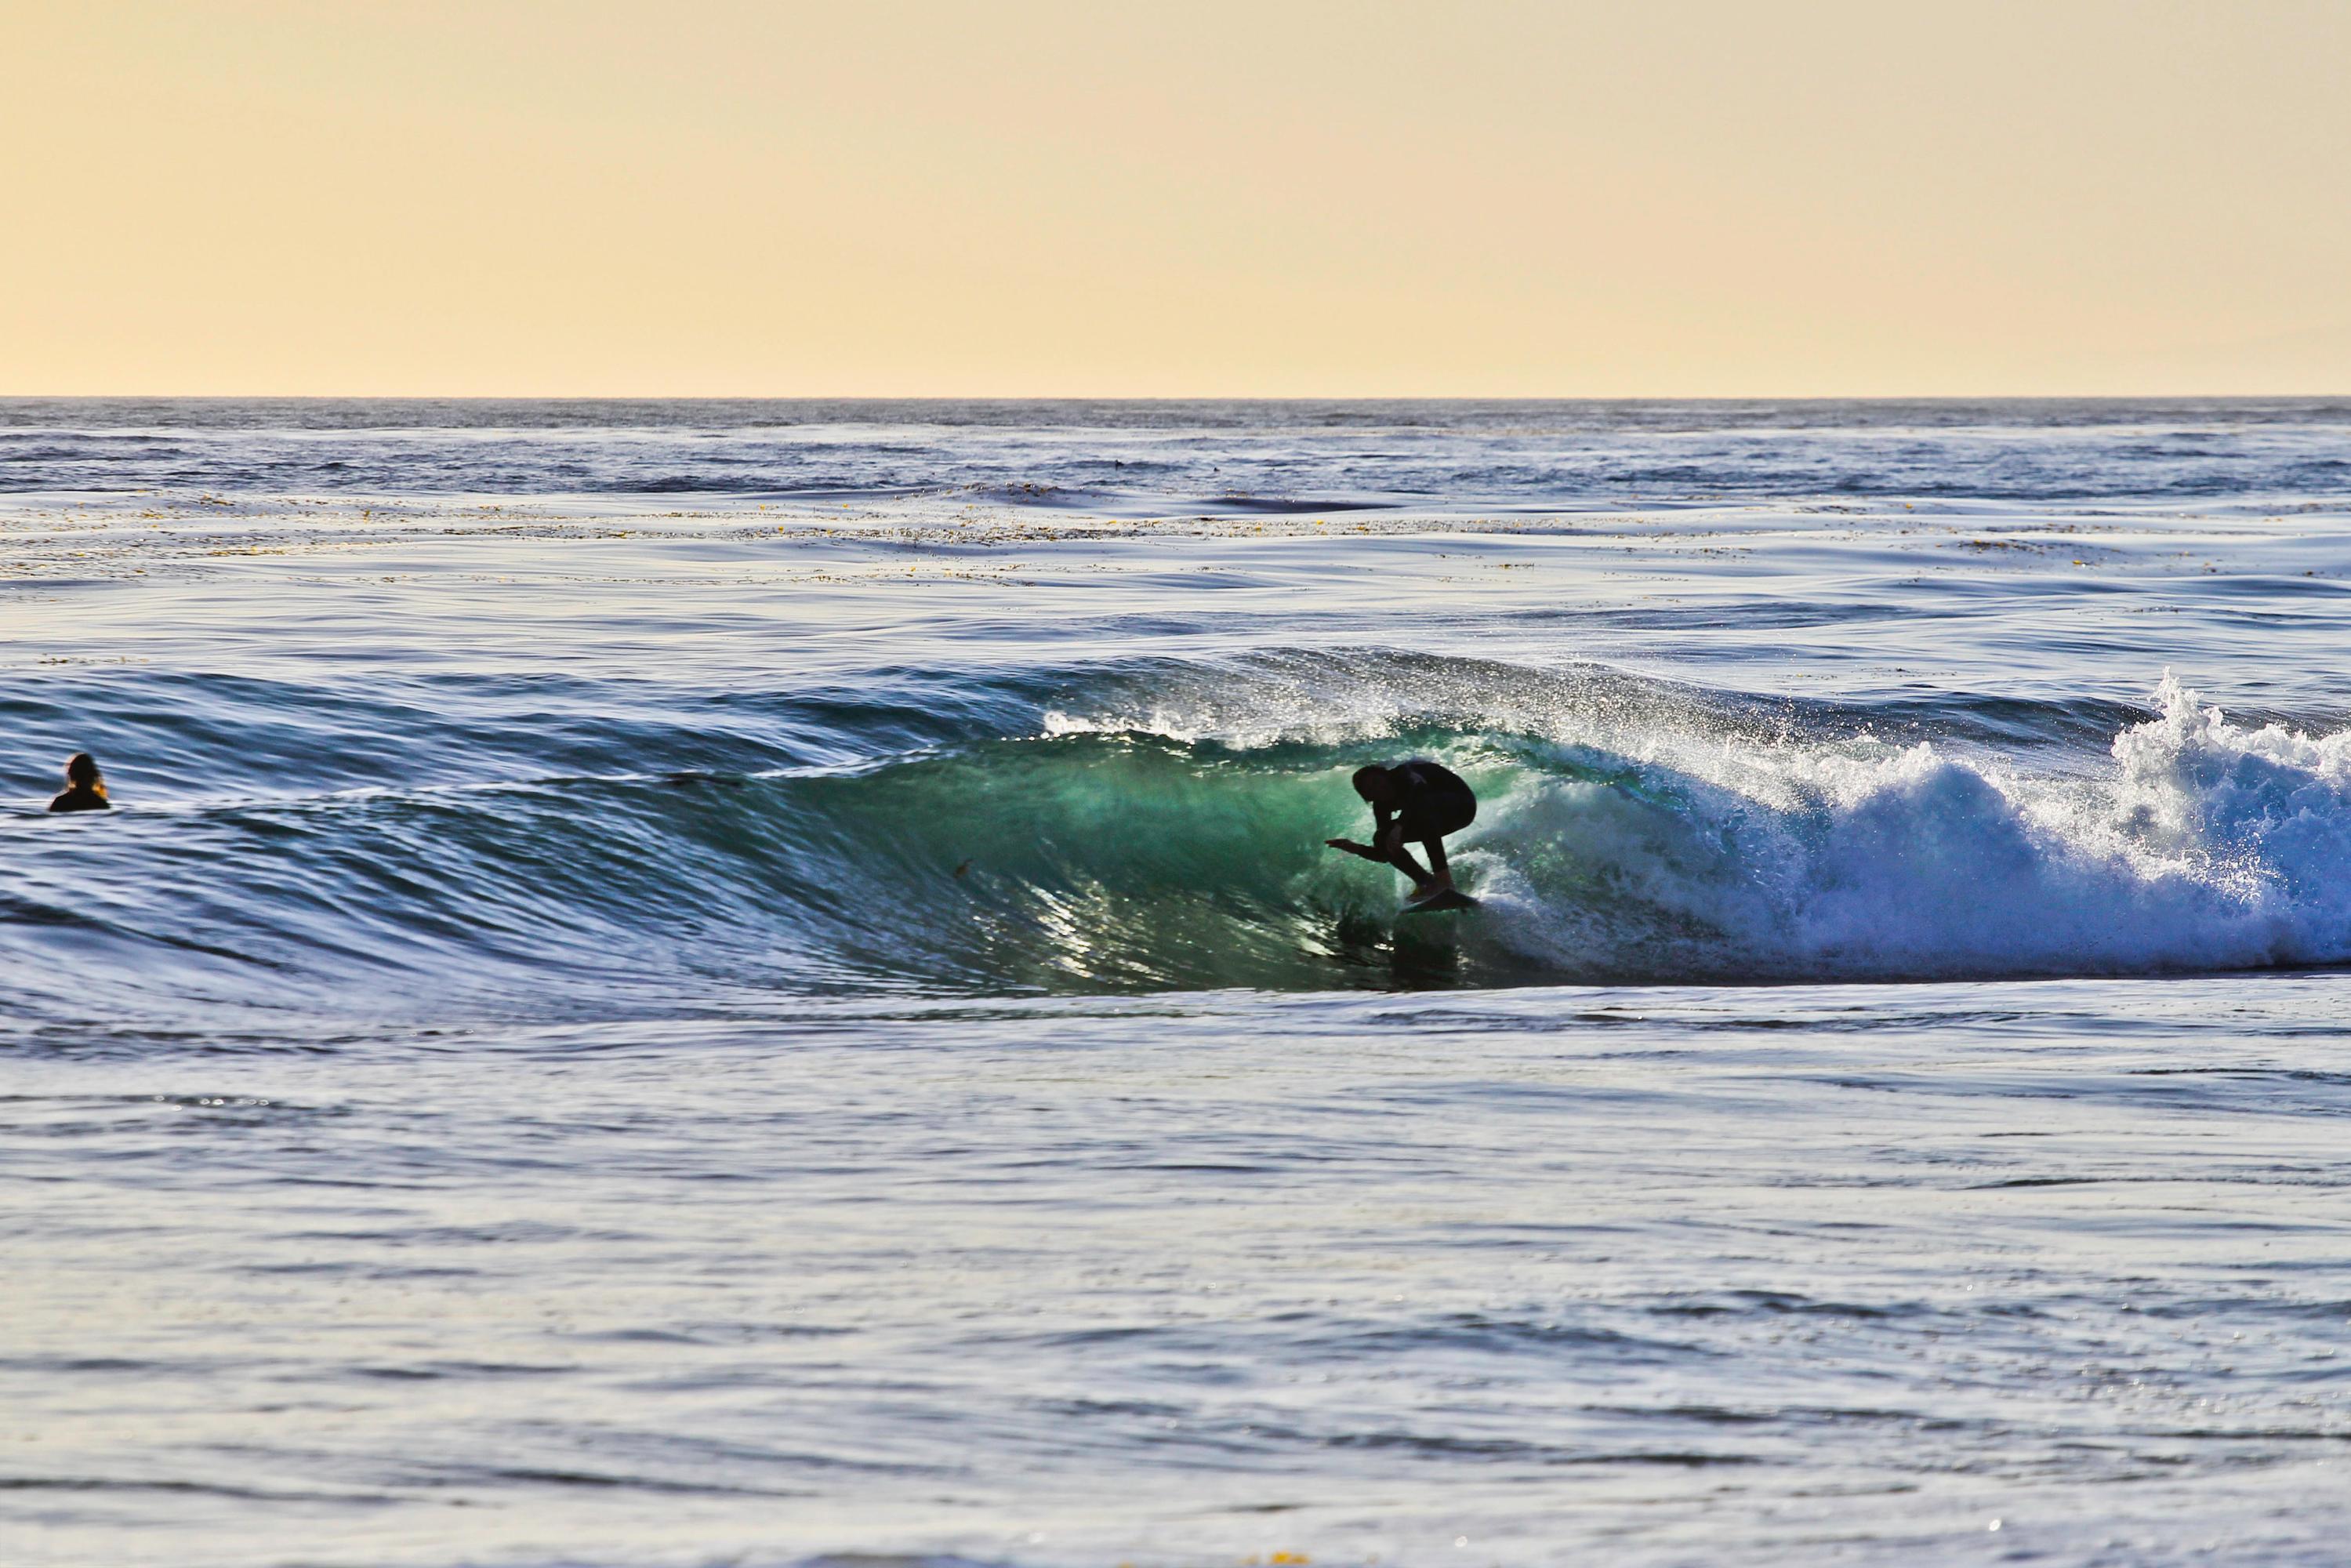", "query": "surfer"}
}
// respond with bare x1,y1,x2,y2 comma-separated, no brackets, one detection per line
48,753,111,814
1326,758,1476,908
